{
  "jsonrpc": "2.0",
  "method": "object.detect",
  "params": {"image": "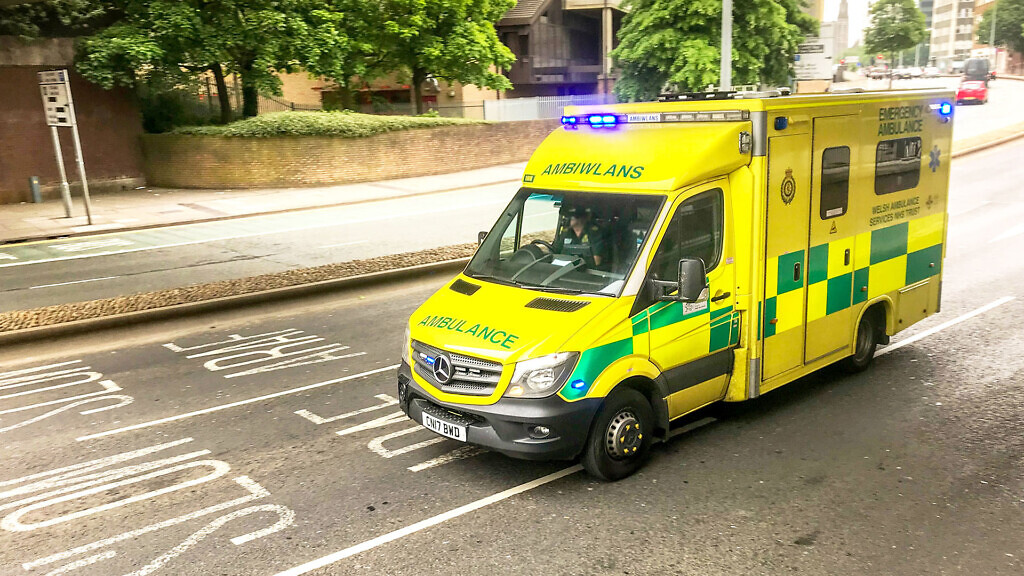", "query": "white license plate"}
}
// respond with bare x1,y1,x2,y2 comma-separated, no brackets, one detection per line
421,411,467,442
